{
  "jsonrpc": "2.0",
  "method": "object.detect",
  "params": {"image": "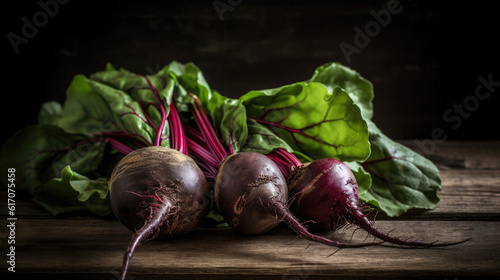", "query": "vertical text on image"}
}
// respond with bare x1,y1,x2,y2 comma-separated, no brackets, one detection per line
6,168,17,273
